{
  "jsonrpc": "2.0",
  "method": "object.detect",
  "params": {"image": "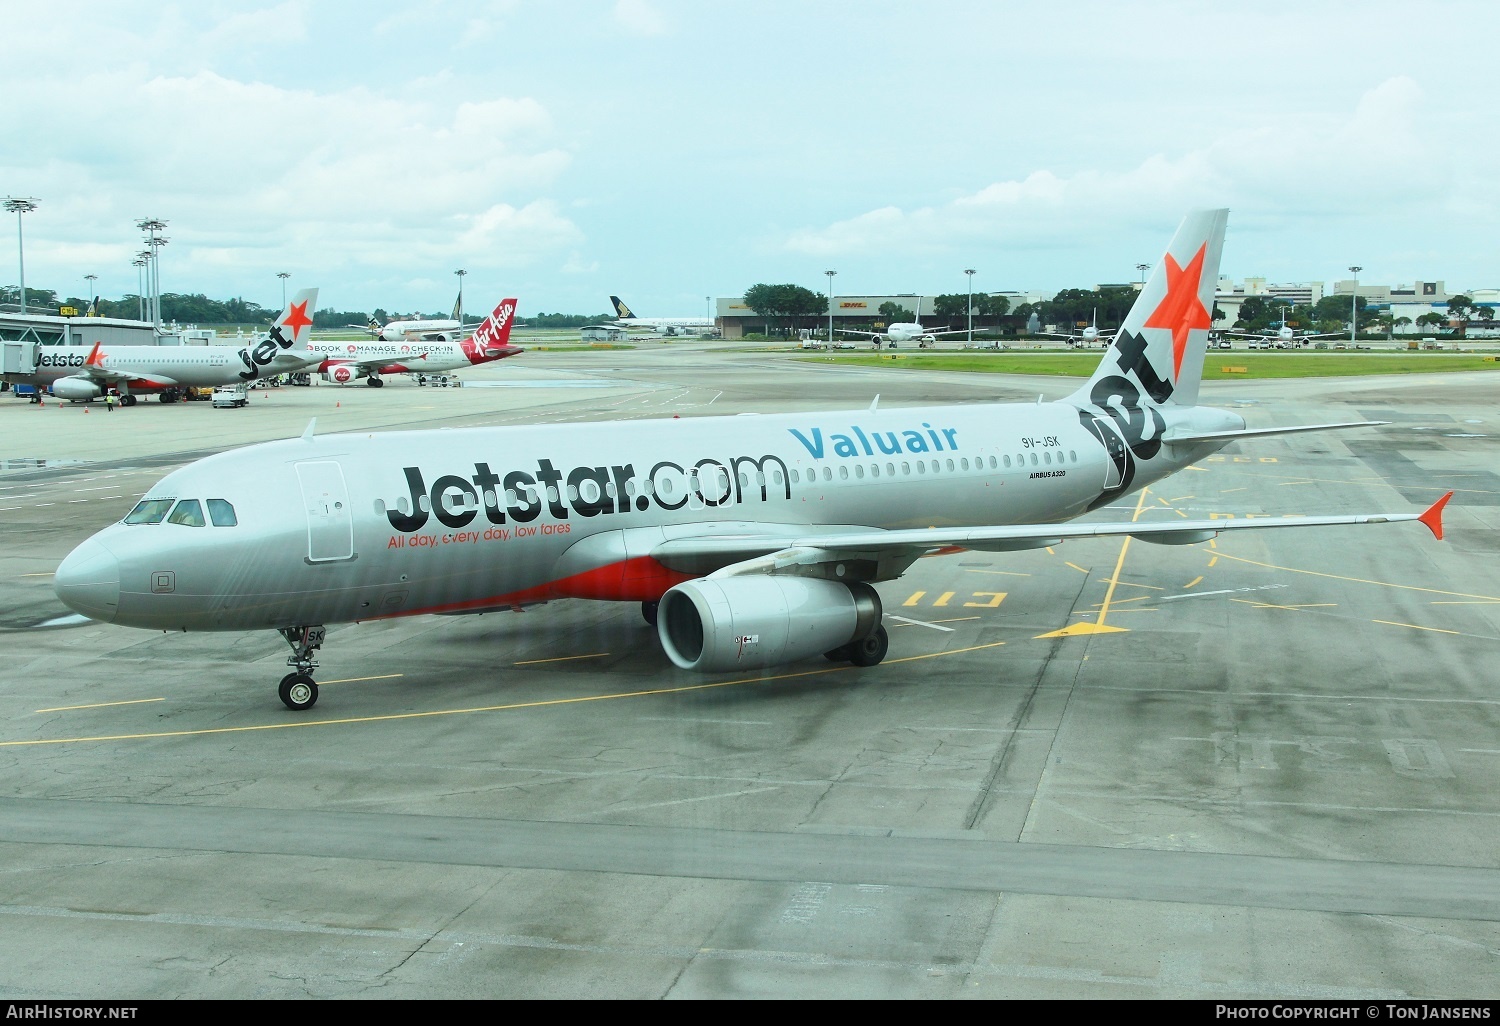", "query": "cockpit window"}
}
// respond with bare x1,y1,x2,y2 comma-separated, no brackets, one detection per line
207,498,238,527
167,499,206,527
123,498,175,525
